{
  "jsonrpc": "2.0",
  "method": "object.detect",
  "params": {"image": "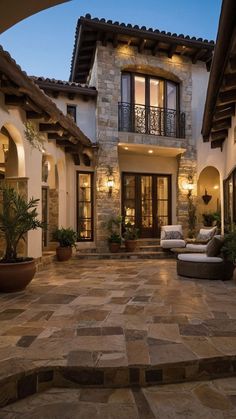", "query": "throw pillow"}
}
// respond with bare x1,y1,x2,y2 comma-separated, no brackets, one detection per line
164,231,183,240
206,236,224,257
197,227,217,242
